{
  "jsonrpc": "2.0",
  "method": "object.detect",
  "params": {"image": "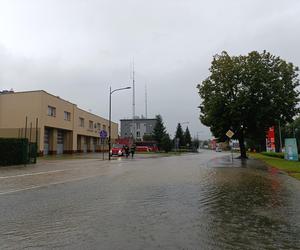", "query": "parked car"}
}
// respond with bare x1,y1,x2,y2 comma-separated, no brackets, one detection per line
110,144,125,156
